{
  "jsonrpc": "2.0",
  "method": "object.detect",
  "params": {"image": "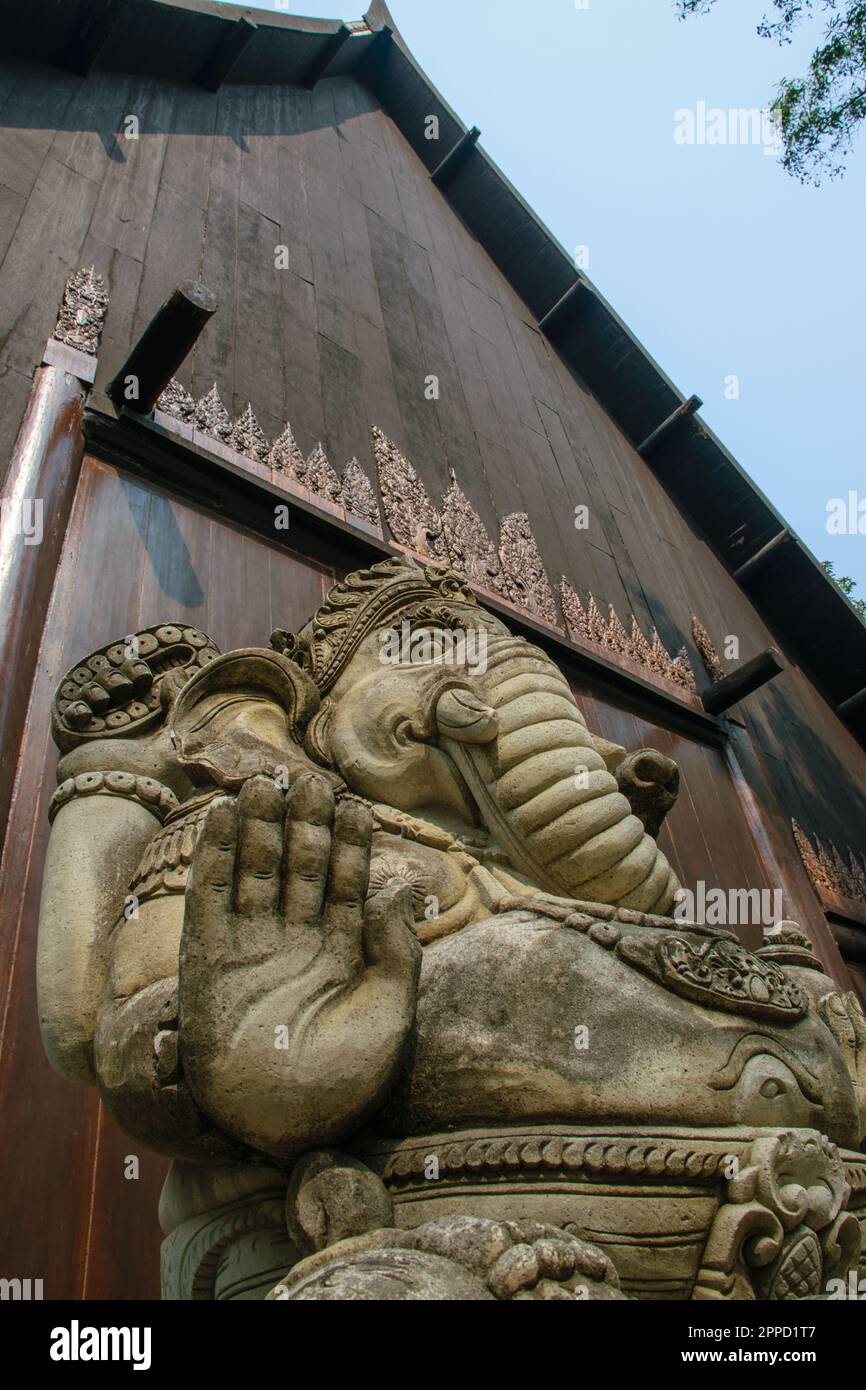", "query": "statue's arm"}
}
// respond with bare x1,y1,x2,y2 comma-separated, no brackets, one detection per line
36,741,177,1086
